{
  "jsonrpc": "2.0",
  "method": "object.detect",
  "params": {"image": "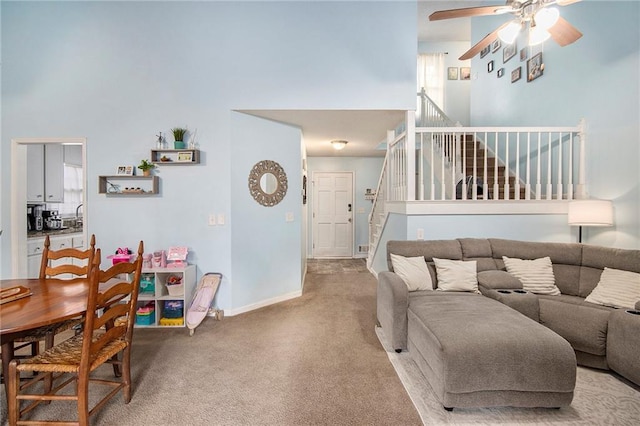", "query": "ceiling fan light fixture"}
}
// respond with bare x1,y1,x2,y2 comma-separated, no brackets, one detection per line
498,20,522,44
529,24,551,46
534,7,560,30
331,140,348,151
